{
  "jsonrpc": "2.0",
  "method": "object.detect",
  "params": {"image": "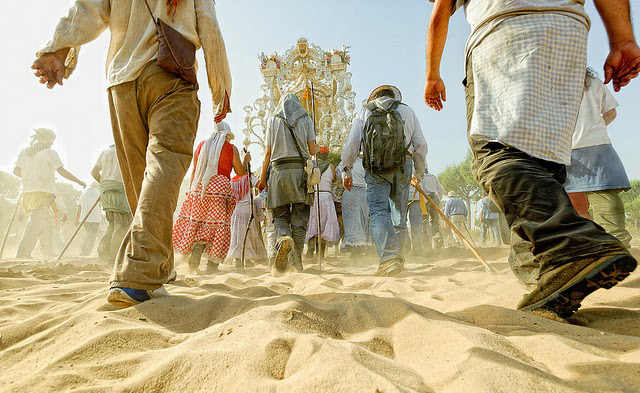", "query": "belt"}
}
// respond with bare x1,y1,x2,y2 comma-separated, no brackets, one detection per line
273,157,304,168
